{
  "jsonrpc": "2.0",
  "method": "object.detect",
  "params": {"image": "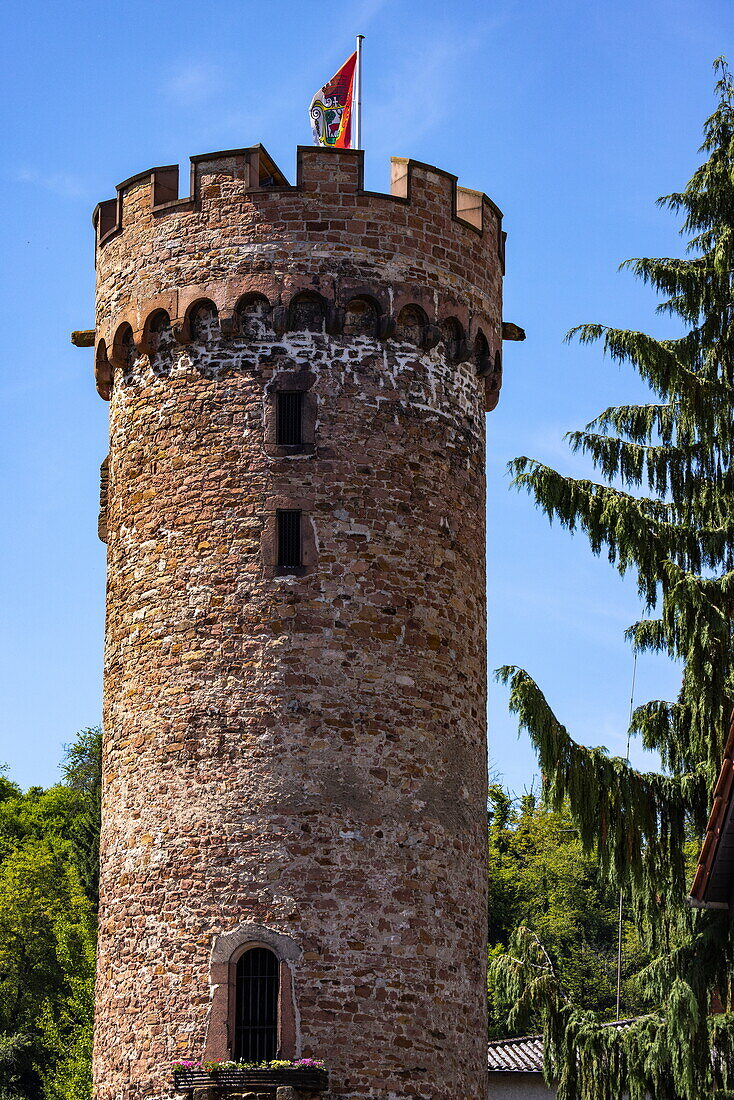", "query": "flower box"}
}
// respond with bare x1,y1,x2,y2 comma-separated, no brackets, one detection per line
172,1066,329,1094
